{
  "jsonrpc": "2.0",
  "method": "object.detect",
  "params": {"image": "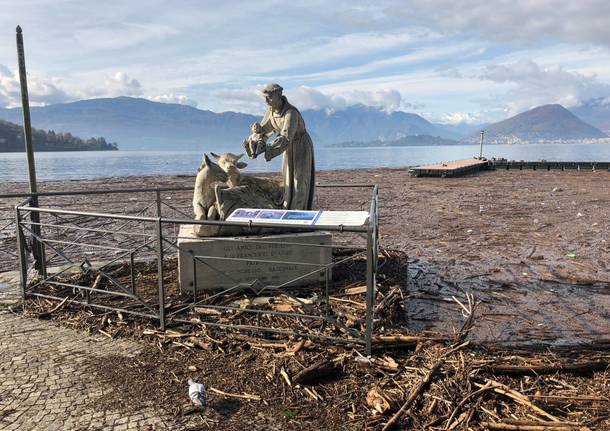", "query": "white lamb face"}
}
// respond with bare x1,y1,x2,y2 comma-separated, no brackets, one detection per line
211,152,248,173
